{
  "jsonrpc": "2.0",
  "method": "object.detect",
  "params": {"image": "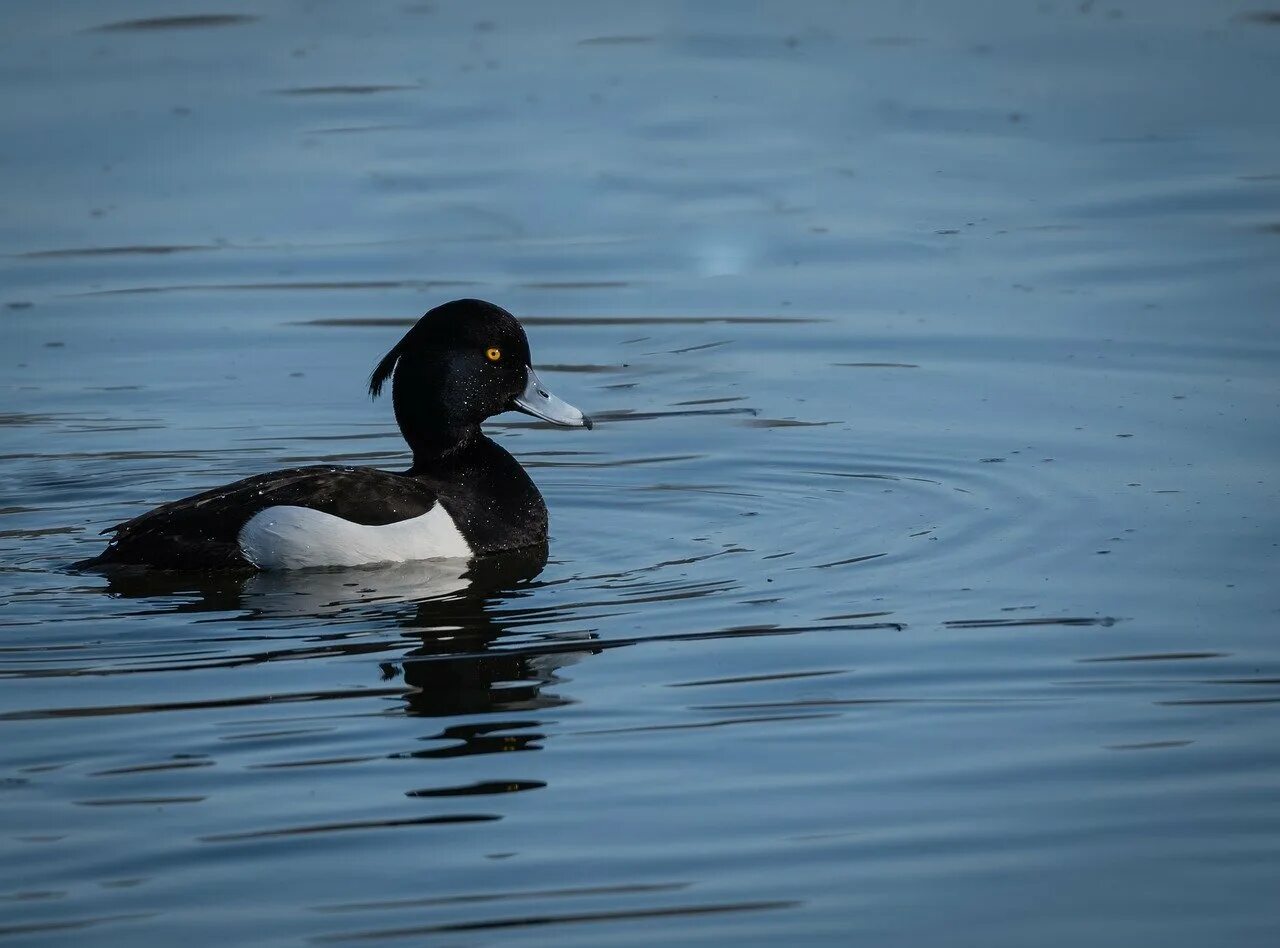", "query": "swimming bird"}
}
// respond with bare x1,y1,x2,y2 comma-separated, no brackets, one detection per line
81,299,591,571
